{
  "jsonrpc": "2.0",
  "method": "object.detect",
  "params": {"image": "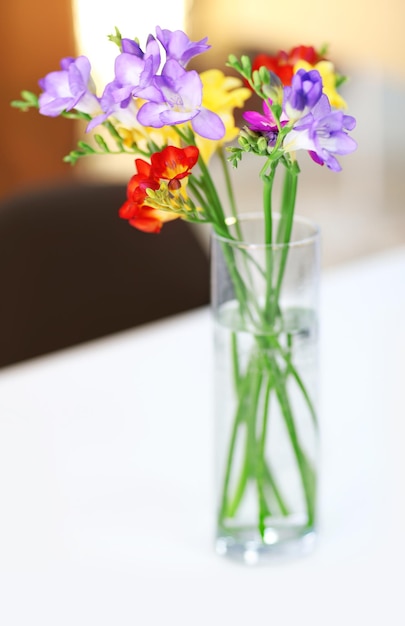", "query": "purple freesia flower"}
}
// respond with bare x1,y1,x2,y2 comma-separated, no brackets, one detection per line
243,101,287,147
137,59,225,140
108,53,161,105
87,37,162,130
121,34,161,75
109,35,162,106
38,56,100,117
156,26,210,67
283,94,357,171
87,82,140,132
82,27,224,139
283,69,323,121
